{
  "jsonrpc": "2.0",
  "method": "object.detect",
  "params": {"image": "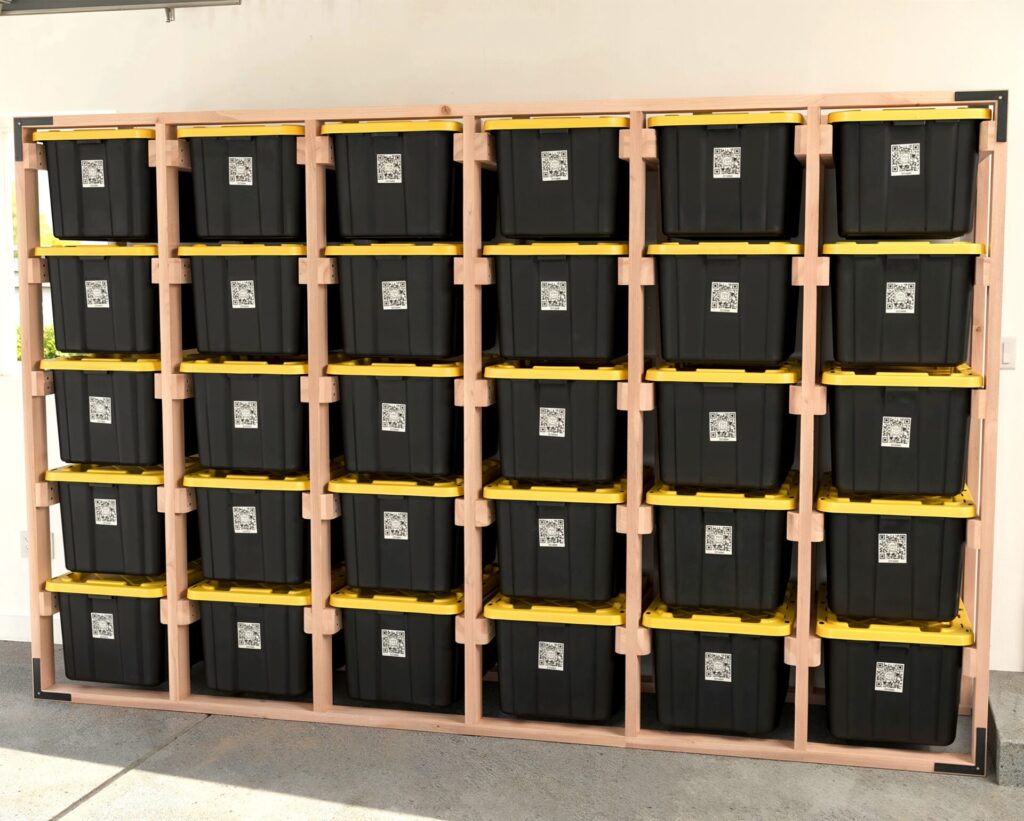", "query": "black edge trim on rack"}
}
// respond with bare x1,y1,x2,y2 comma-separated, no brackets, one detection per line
12,116,54,161
954,90,1008,142
33,657,71,701
934,728,987,775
